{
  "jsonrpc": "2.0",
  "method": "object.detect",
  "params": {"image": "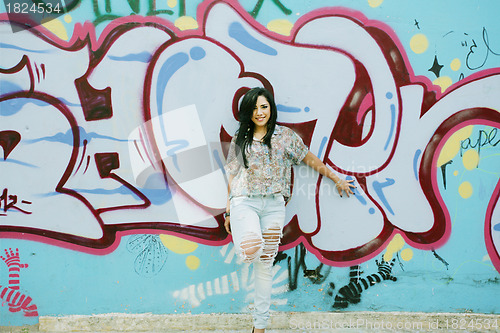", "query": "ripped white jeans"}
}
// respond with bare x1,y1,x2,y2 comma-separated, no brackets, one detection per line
230,193,286,329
